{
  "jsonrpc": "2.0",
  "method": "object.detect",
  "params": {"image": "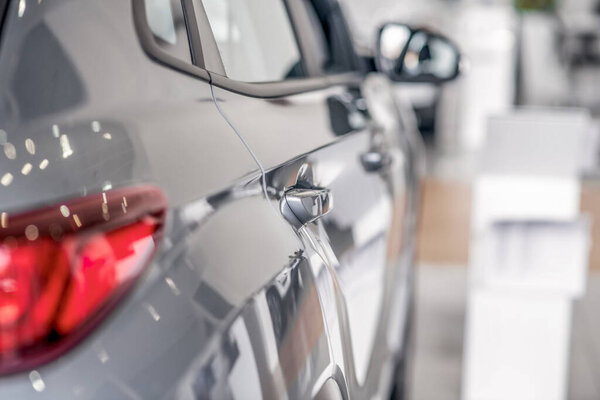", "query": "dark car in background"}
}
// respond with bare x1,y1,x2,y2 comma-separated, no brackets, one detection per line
0,0,458,398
